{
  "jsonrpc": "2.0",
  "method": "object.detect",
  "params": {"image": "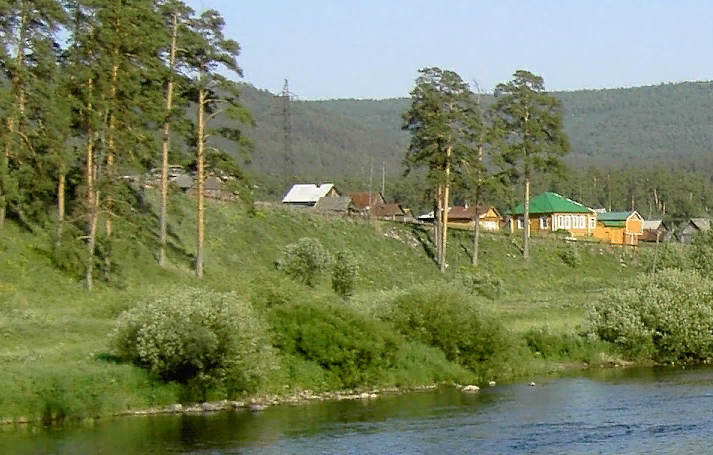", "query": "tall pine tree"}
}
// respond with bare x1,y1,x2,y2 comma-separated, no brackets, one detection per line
183,9,253,278
491,70,570,259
